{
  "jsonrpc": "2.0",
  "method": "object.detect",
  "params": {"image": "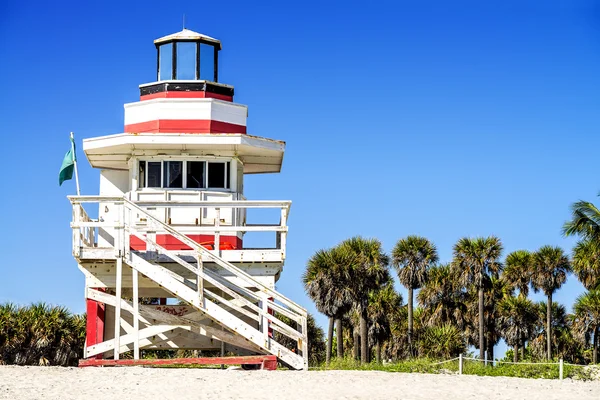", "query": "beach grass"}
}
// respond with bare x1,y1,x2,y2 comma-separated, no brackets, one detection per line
316,357,598,380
